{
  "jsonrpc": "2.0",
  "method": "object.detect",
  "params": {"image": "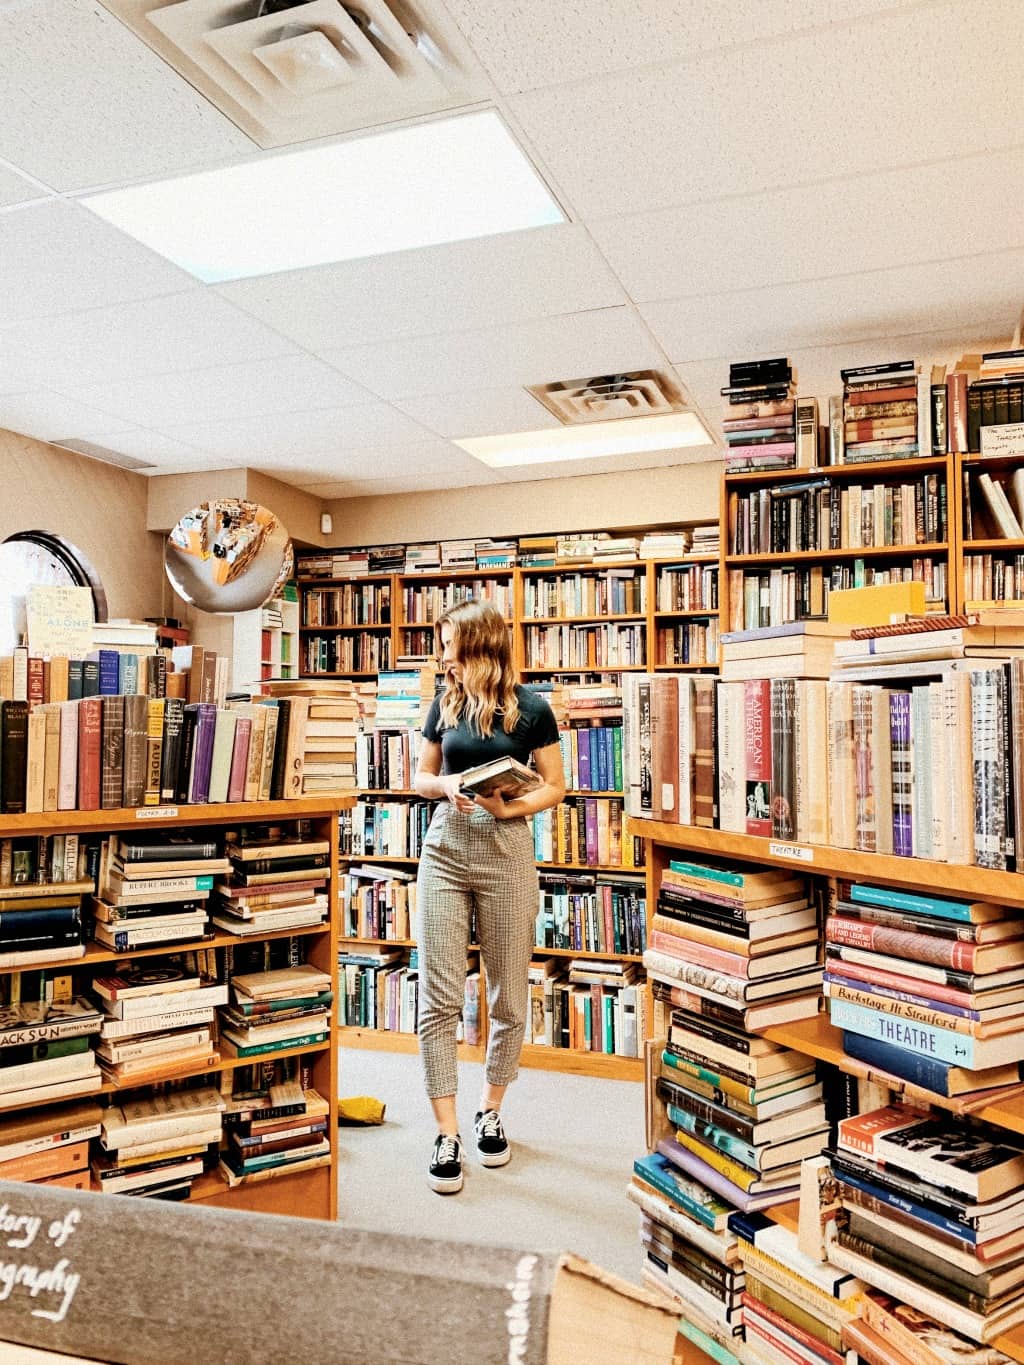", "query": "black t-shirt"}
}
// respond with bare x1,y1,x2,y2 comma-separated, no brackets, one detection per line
422,685,560,775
